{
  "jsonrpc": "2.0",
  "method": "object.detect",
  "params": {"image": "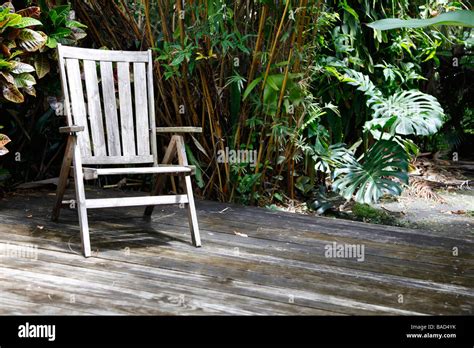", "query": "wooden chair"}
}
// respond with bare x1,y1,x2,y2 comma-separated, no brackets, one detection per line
51,45,201,257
